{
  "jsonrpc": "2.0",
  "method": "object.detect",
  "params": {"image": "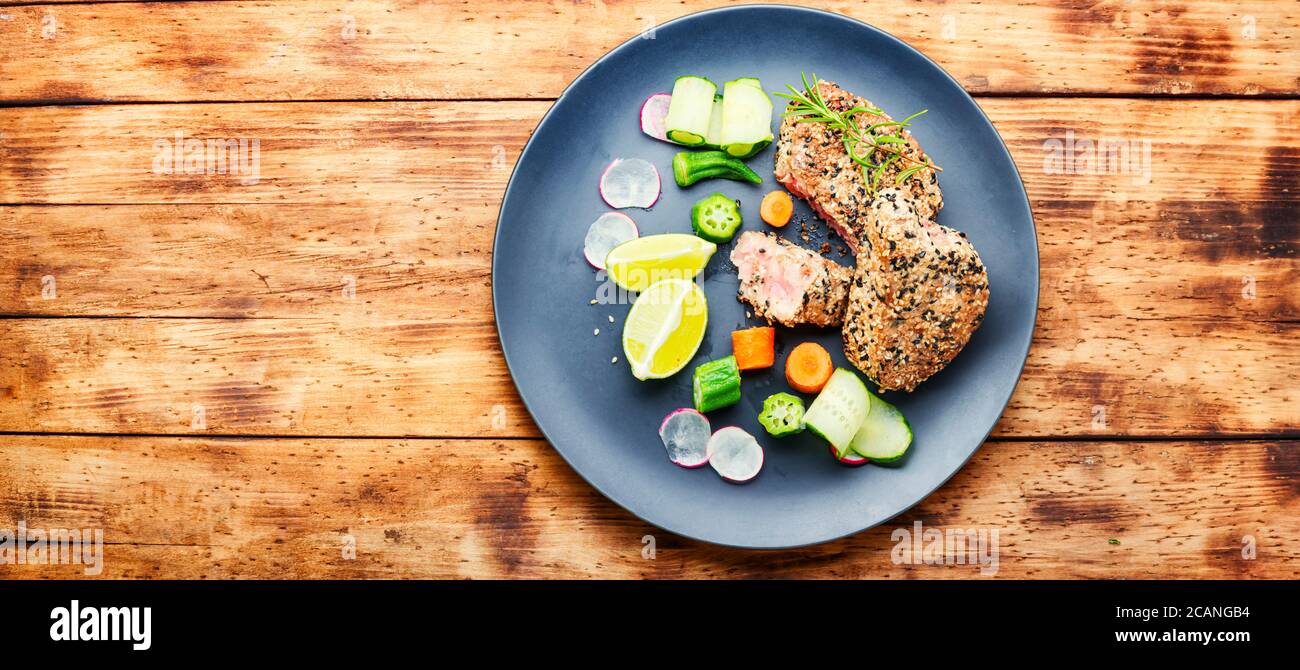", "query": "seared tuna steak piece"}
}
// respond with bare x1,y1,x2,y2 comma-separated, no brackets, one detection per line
842,189,989,391
730,231,852,328
774,80,942,253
